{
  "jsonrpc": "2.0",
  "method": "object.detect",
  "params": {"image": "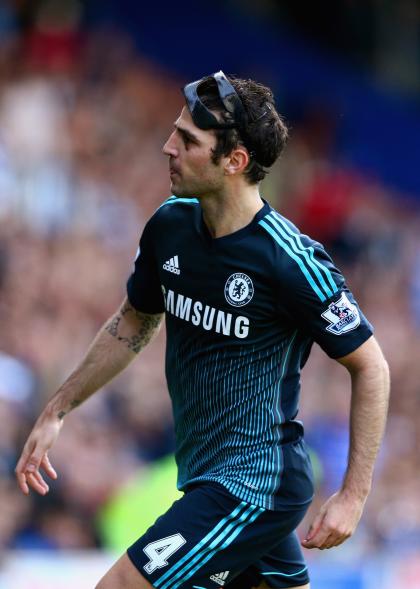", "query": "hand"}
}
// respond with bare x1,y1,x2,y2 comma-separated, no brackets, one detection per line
301,490,366,550
15,416,62,496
